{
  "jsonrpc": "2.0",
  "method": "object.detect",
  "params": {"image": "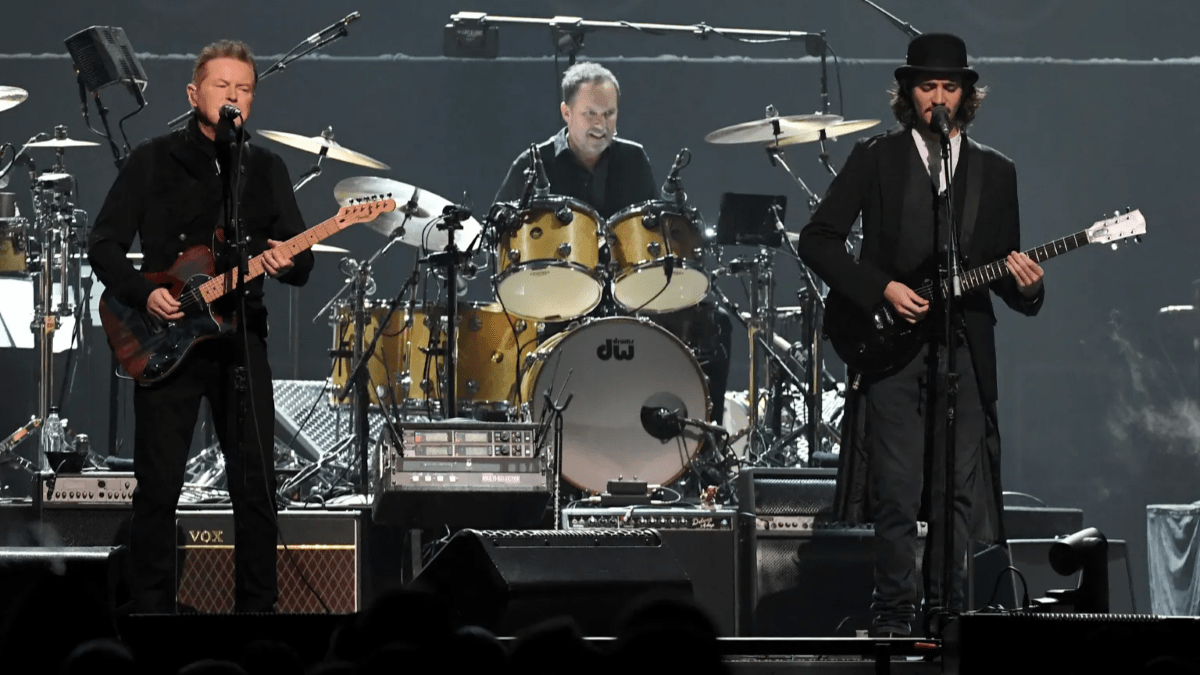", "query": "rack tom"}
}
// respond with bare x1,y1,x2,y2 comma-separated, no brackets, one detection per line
606,200,710,313
494,197,604,321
